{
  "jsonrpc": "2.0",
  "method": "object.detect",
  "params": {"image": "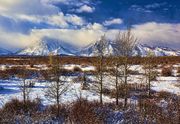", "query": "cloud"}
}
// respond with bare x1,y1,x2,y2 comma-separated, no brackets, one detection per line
66,14,85,26
86,23,105,30
0,28,39,50
0,0,21,12
1,22,180,51
46,0,93,7
76,5,95,13
132,22,180,49
2,12,85,28
0,26,104,50
145,2,166,9
30,28,103,47
0,1,179,51
0,0,86,28
0,0,59,16
45,13,85,27
103,18,123,26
